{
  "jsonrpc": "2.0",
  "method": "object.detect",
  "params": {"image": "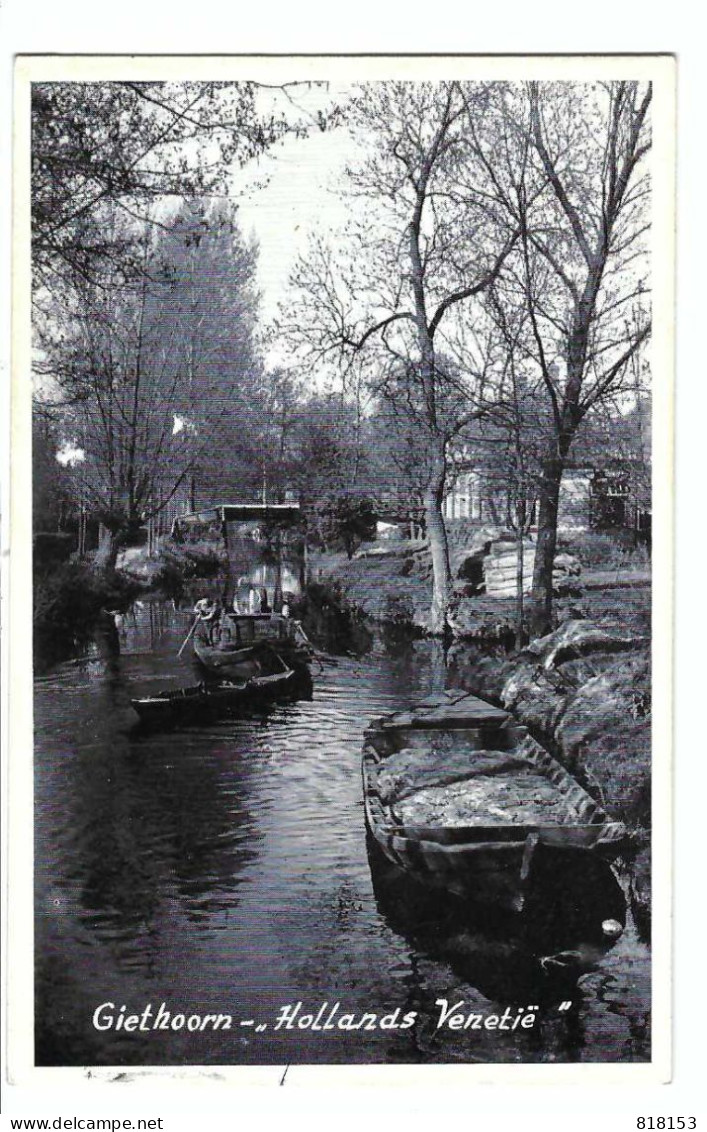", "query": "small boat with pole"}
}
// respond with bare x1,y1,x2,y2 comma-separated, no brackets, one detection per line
171,501,316,684
130,501,319,729
363,689,627,947
130,613,307,731
187,594,315,692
